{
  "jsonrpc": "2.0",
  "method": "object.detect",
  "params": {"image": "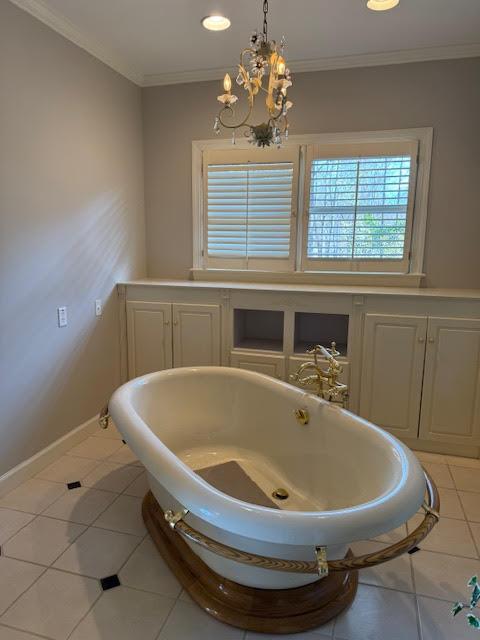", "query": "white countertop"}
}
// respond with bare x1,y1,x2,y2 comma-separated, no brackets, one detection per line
118,278,480,300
